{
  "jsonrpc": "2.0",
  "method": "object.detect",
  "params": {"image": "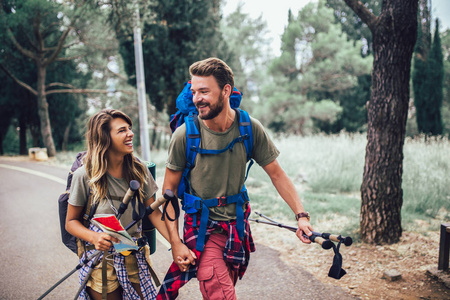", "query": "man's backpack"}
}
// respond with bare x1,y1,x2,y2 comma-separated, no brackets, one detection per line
169,81,254,251
169,81,254,201
58,151,97,256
